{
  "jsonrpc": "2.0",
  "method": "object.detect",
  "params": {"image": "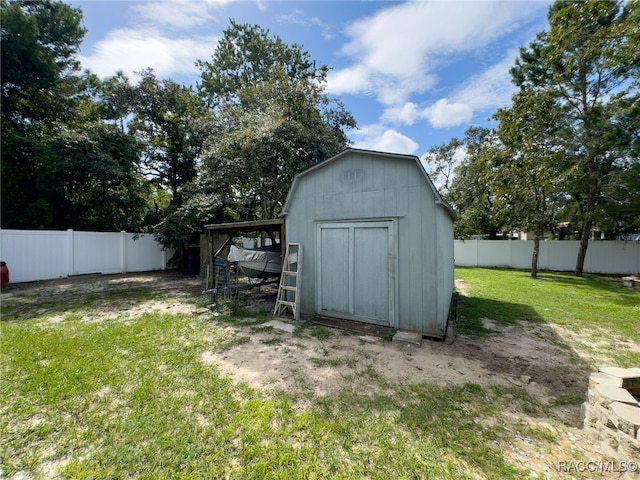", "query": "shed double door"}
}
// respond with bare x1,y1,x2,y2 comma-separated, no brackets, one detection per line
316,221,396,327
